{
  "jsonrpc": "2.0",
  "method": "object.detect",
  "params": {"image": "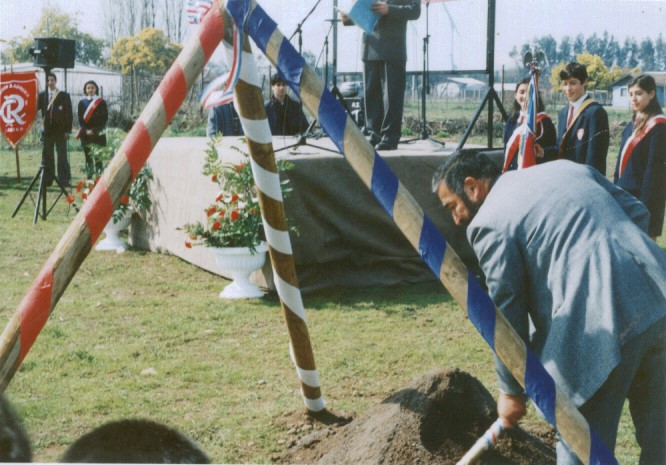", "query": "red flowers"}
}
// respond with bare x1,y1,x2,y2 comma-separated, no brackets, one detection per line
230,210,240,221
66,194,75,204
185,241,192,248
206,206,217,217
212,221,221,230
211,174,218,182
231,193,239,203
235,163,245,173
120,195,129,205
